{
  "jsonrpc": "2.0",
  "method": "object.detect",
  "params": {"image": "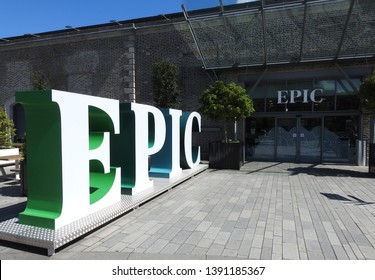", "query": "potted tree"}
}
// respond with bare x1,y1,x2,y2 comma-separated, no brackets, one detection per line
150,61,181,175
199,81,254,169
152,60,180,109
